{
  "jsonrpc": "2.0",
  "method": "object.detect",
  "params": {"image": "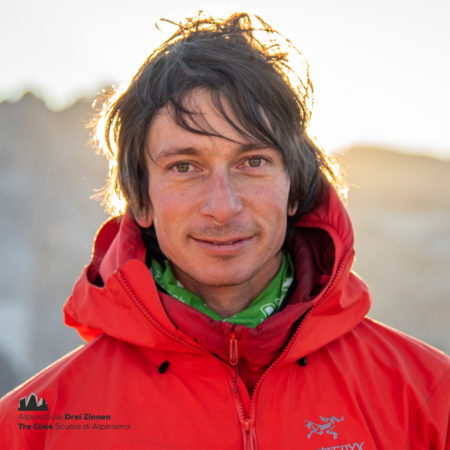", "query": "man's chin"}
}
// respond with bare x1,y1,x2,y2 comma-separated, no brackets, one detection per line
174,266,252,290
